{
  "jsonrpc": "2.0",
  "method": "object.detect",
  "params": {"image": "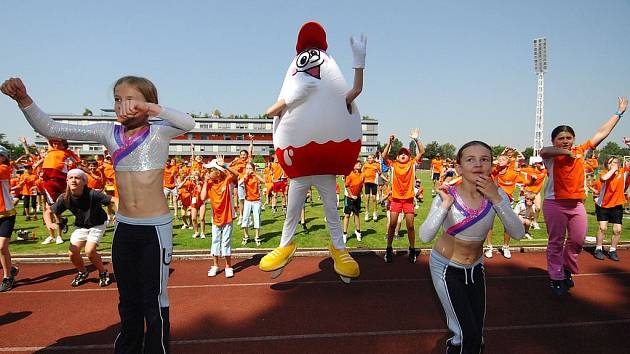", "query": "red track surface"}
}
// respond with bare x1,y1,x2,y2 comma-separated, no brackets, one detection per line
1,249,629,353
